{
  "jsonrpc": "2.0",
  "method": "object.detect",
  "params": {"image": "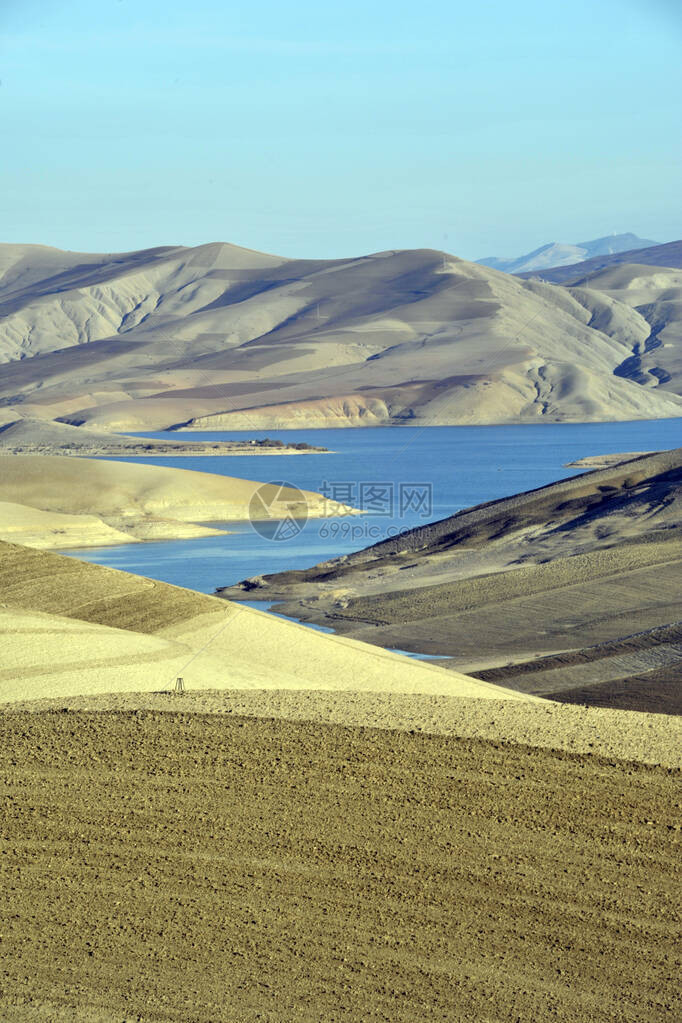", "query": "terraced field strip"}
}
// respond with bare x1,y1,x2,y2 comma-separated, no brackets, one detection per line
500,644,682,695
